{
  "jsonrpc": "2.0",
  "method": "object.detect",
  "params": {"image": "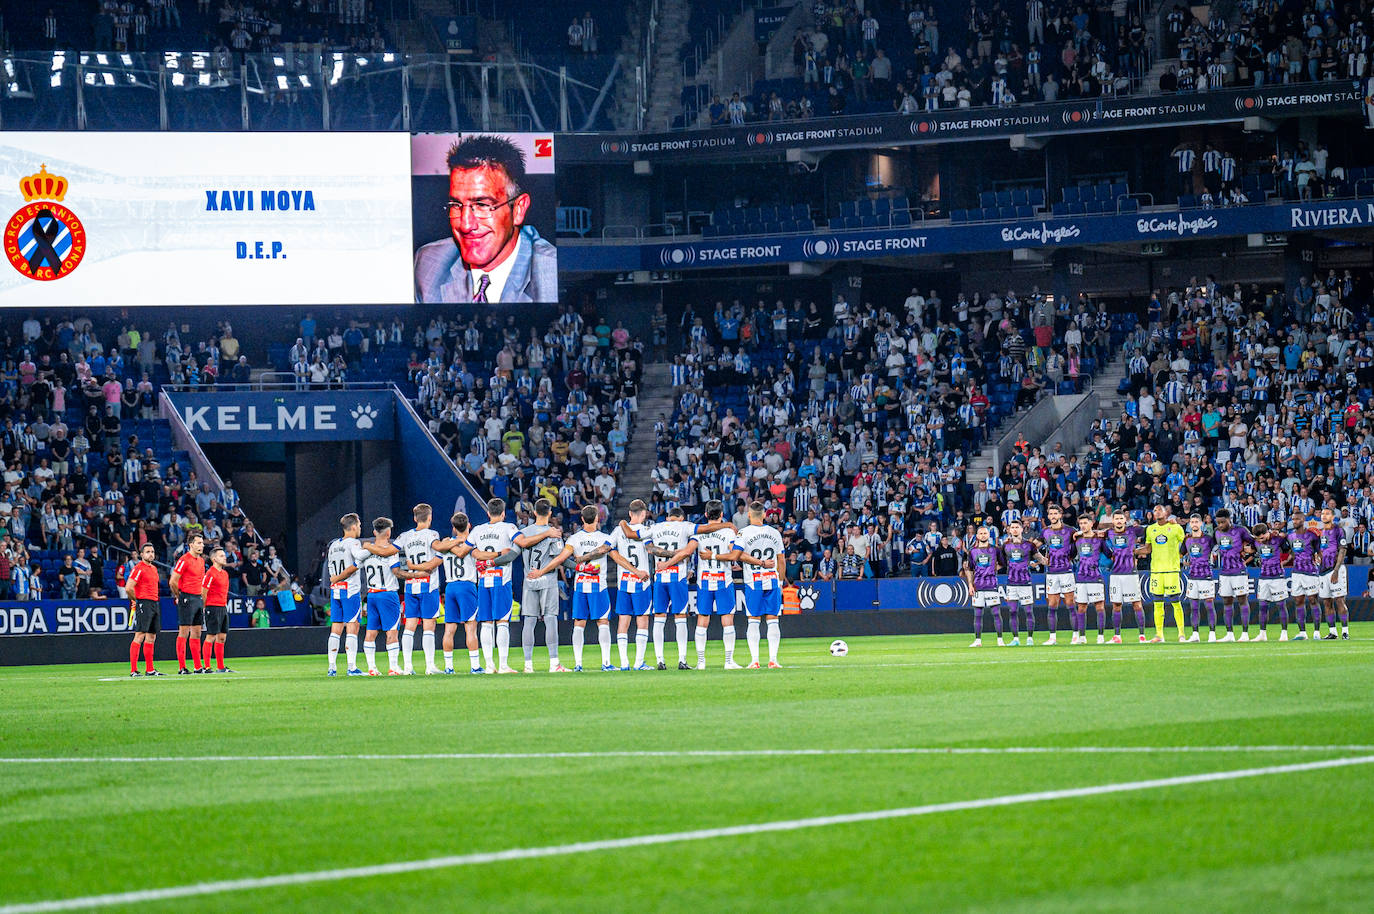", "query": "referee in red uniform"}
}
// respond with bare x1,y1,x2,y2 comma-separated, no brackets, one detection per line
127,543,163,677
171,533,207,674
200,546,234,673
